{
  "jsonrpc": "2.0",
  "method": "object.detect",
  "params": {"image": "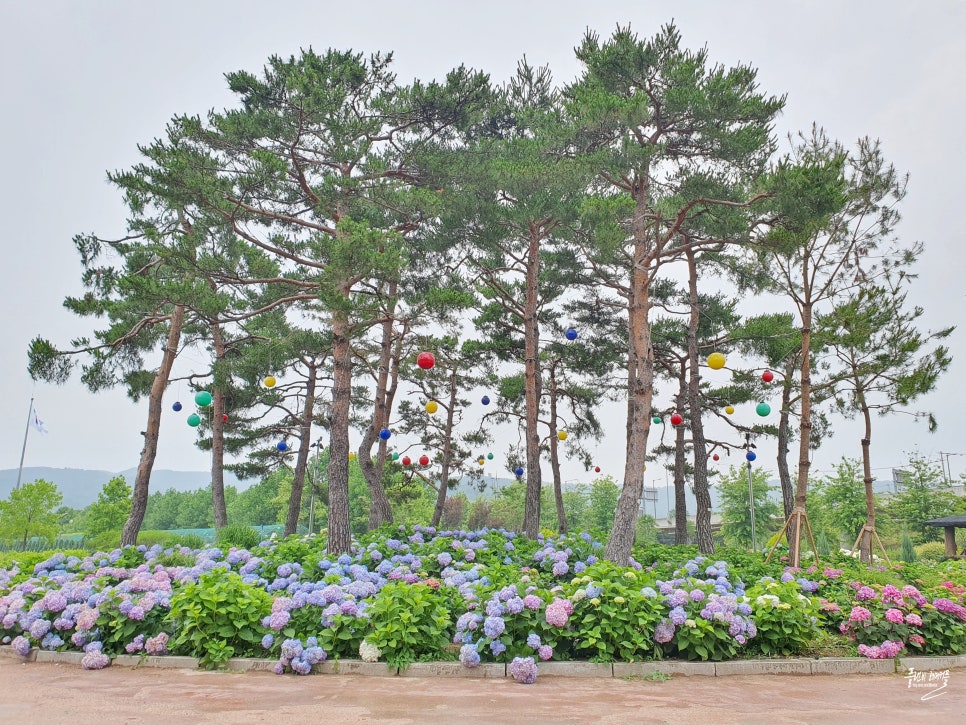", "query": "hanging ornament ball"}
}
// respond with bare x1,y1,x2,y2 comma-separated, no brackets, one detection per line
186,413,201,427
725,405,735,415
416,351,436,370
478,457,485,466
487,452,494,460
756,402,771,417
194,390,213,407
172,401,183,412
419,454,430,466
264,375,277,388
707,352,726,370
712,453,720,462
379,428,392,440
670,413,684,426
746,451,757,462
392,452,399,461
481,395,490,406
349,452,357,460
652,416,662,425
222,414,228,422
565,327,578,341
515,467,524,477
277,441,287,452
557,430,568,441
402,456,412,467
762,370,774,383
425,400,439,414
594,466,601,473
